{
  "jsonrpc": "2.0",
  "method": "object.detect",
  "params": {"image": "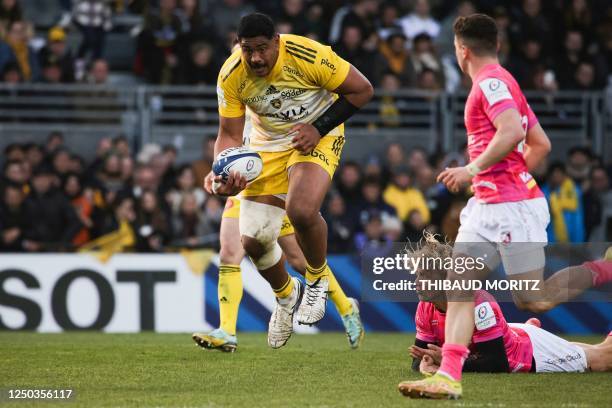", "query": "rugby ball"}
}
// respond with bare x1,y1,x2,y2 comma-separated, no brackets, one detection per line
212,147,263,182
